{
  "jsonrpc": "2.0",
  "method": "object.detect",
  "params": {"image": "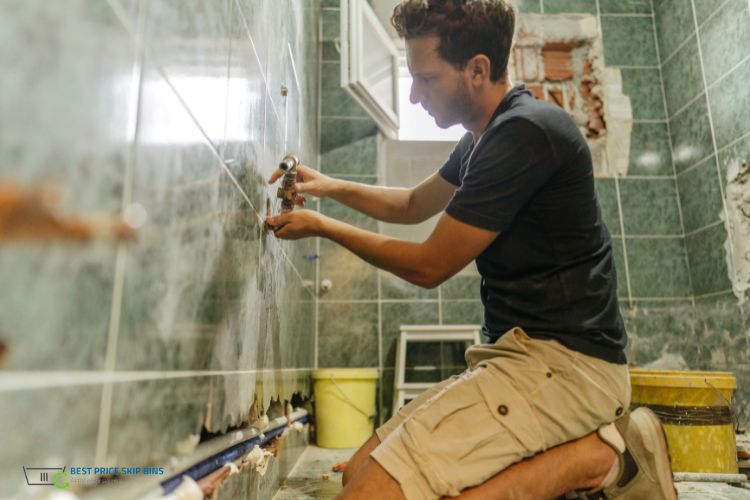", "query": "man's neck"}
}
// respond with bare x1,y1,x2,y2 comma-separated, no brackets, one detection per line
468,81,511,142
